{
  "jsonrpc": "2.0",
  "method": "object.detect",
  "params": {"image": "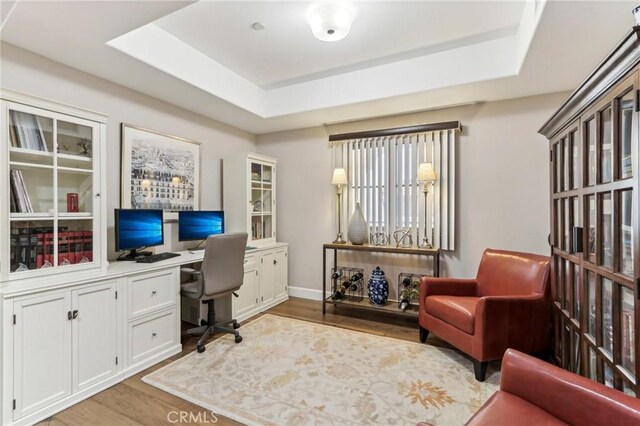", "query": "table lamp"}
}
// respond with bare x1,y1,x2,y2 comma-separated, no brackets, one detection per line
417,162,437,248
332,168,348,244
